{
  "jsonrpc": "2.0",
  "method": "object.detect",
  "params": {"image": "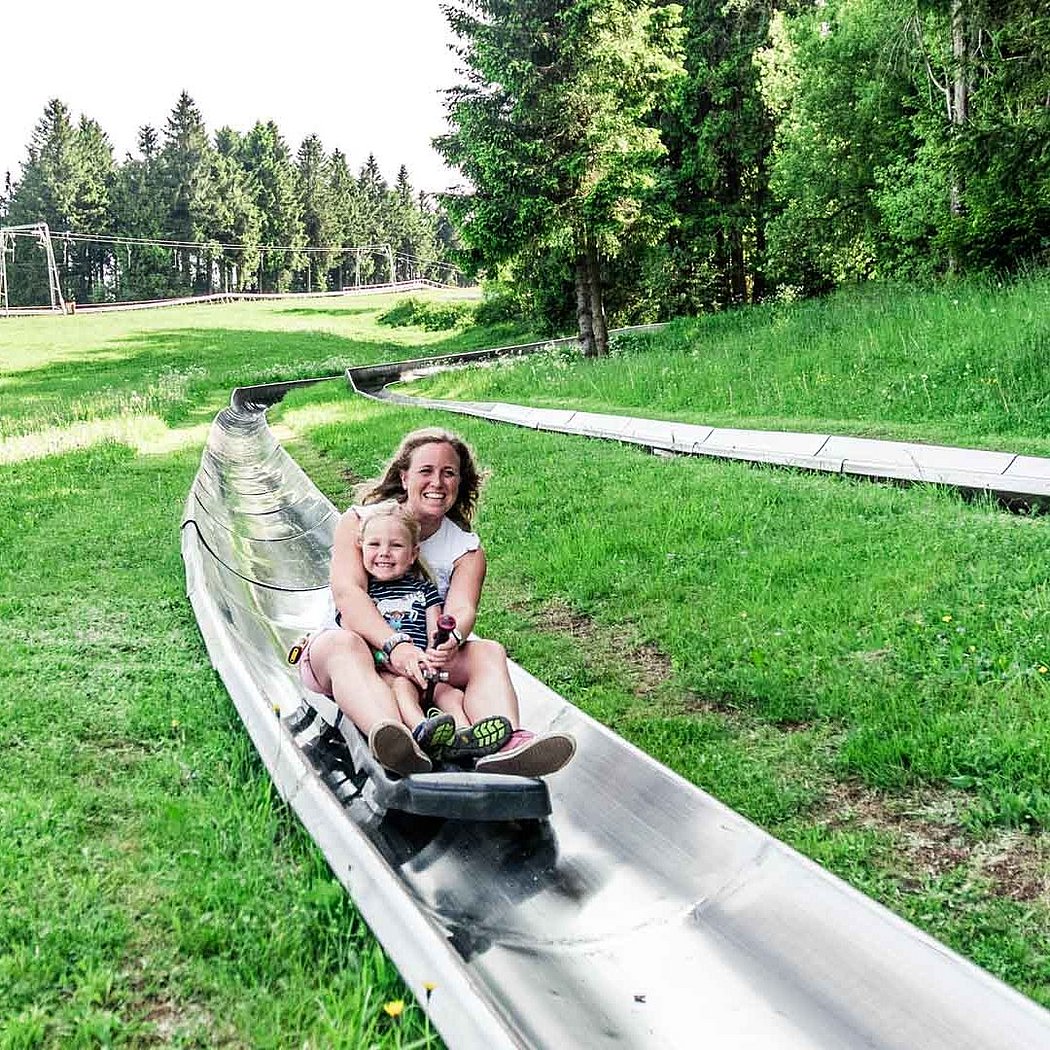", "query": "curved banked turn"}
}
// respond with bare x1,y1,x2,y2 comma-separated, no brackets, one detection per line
182,379,1050,1049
